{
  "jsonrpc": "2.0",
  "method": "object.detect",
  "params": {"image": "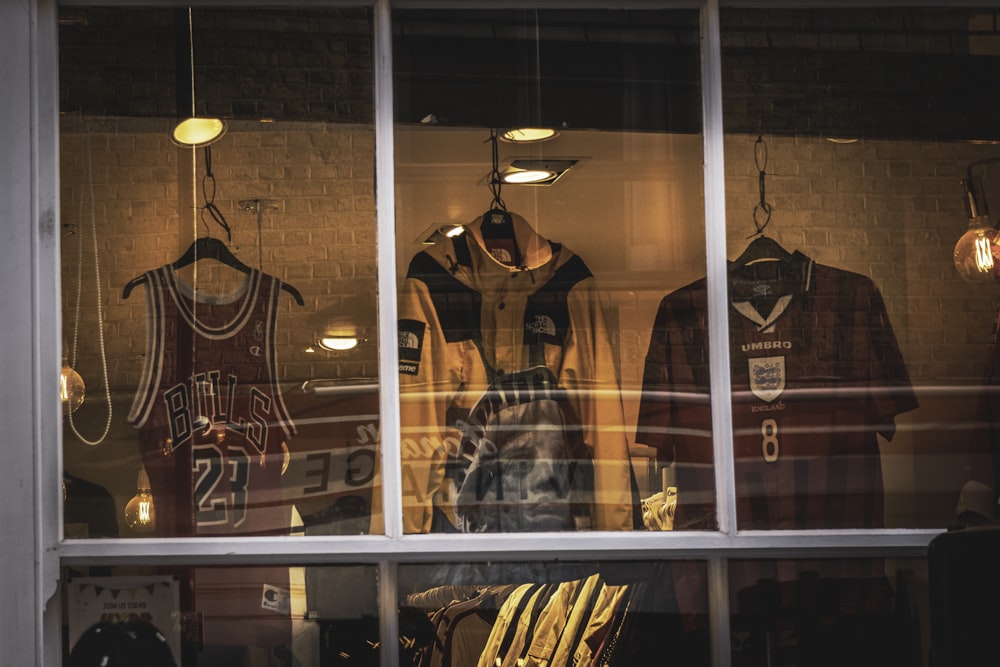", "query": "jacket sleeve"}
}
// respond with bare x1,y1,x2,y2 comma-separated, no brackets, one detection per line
397,273,463,533
560,278,635,531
